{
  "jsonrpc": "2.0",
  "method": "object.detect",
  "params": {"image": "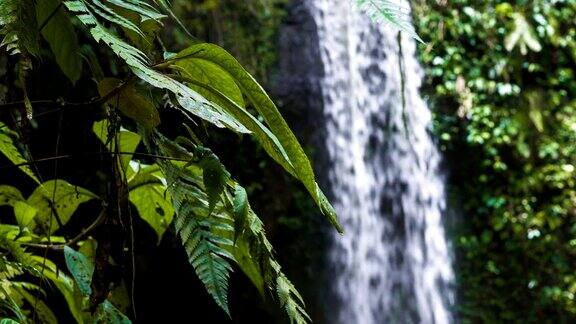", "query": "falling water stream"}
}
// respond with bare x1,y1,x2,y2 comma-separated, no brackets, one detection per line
304,0,456,323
